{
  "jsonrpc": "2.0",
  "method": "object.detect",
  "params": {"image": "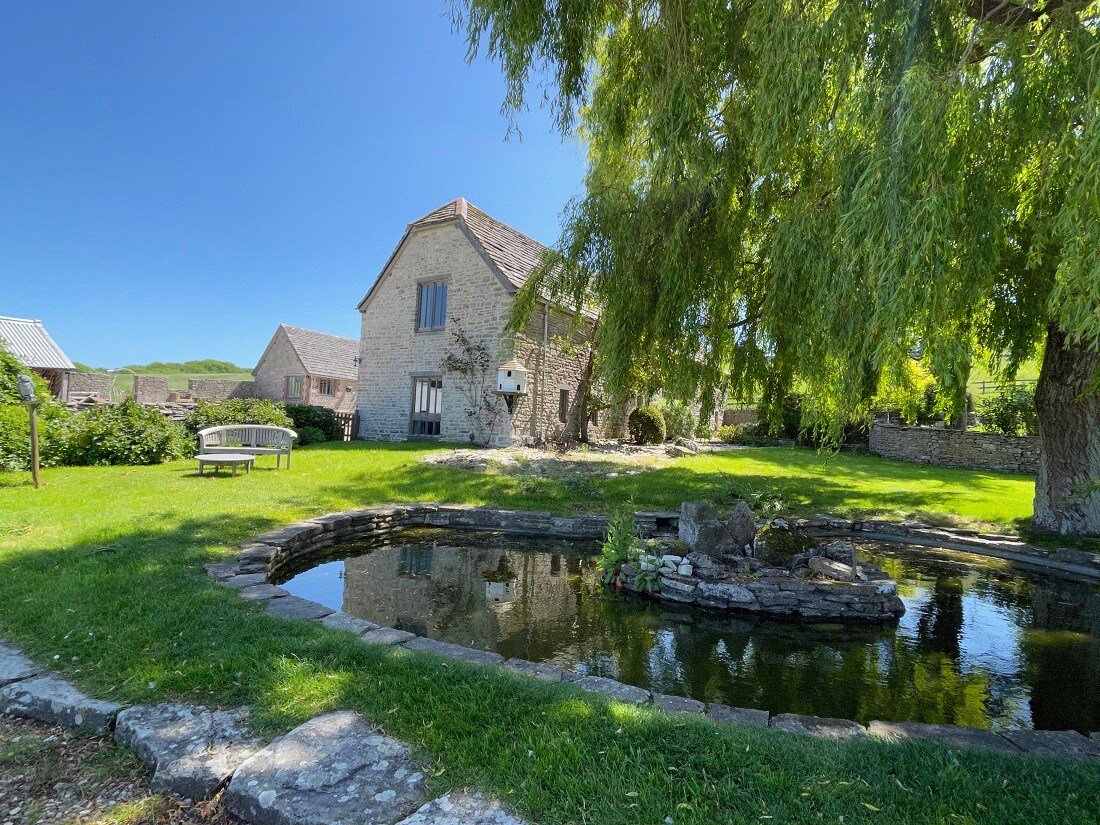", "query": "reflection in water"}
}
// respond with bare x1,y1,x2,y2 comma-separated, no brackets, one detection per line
276,529,1100,732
